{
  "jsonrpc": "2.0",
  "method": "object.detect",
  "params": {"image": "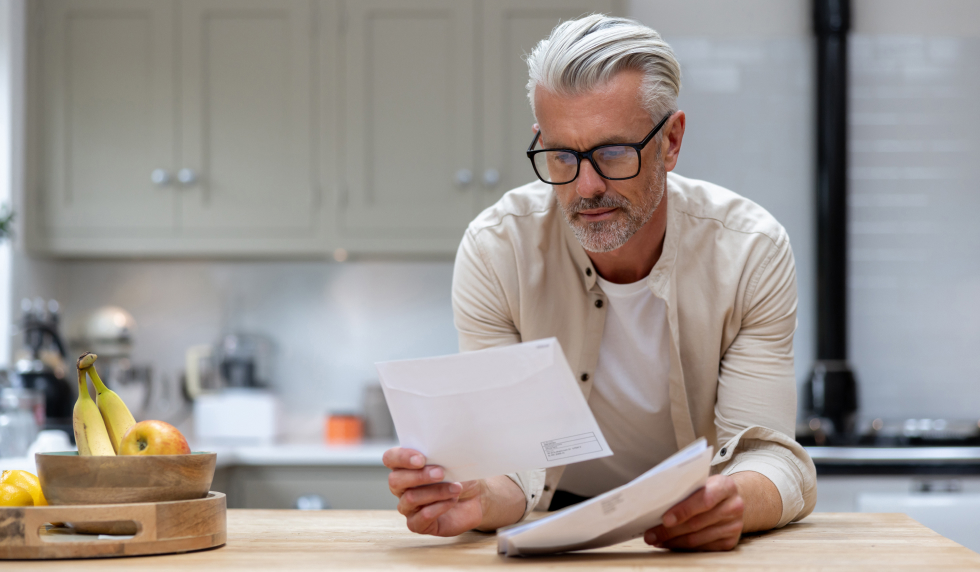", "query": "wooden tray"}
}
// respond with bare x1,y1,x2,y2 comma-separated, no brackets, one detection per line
0,492,226,559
